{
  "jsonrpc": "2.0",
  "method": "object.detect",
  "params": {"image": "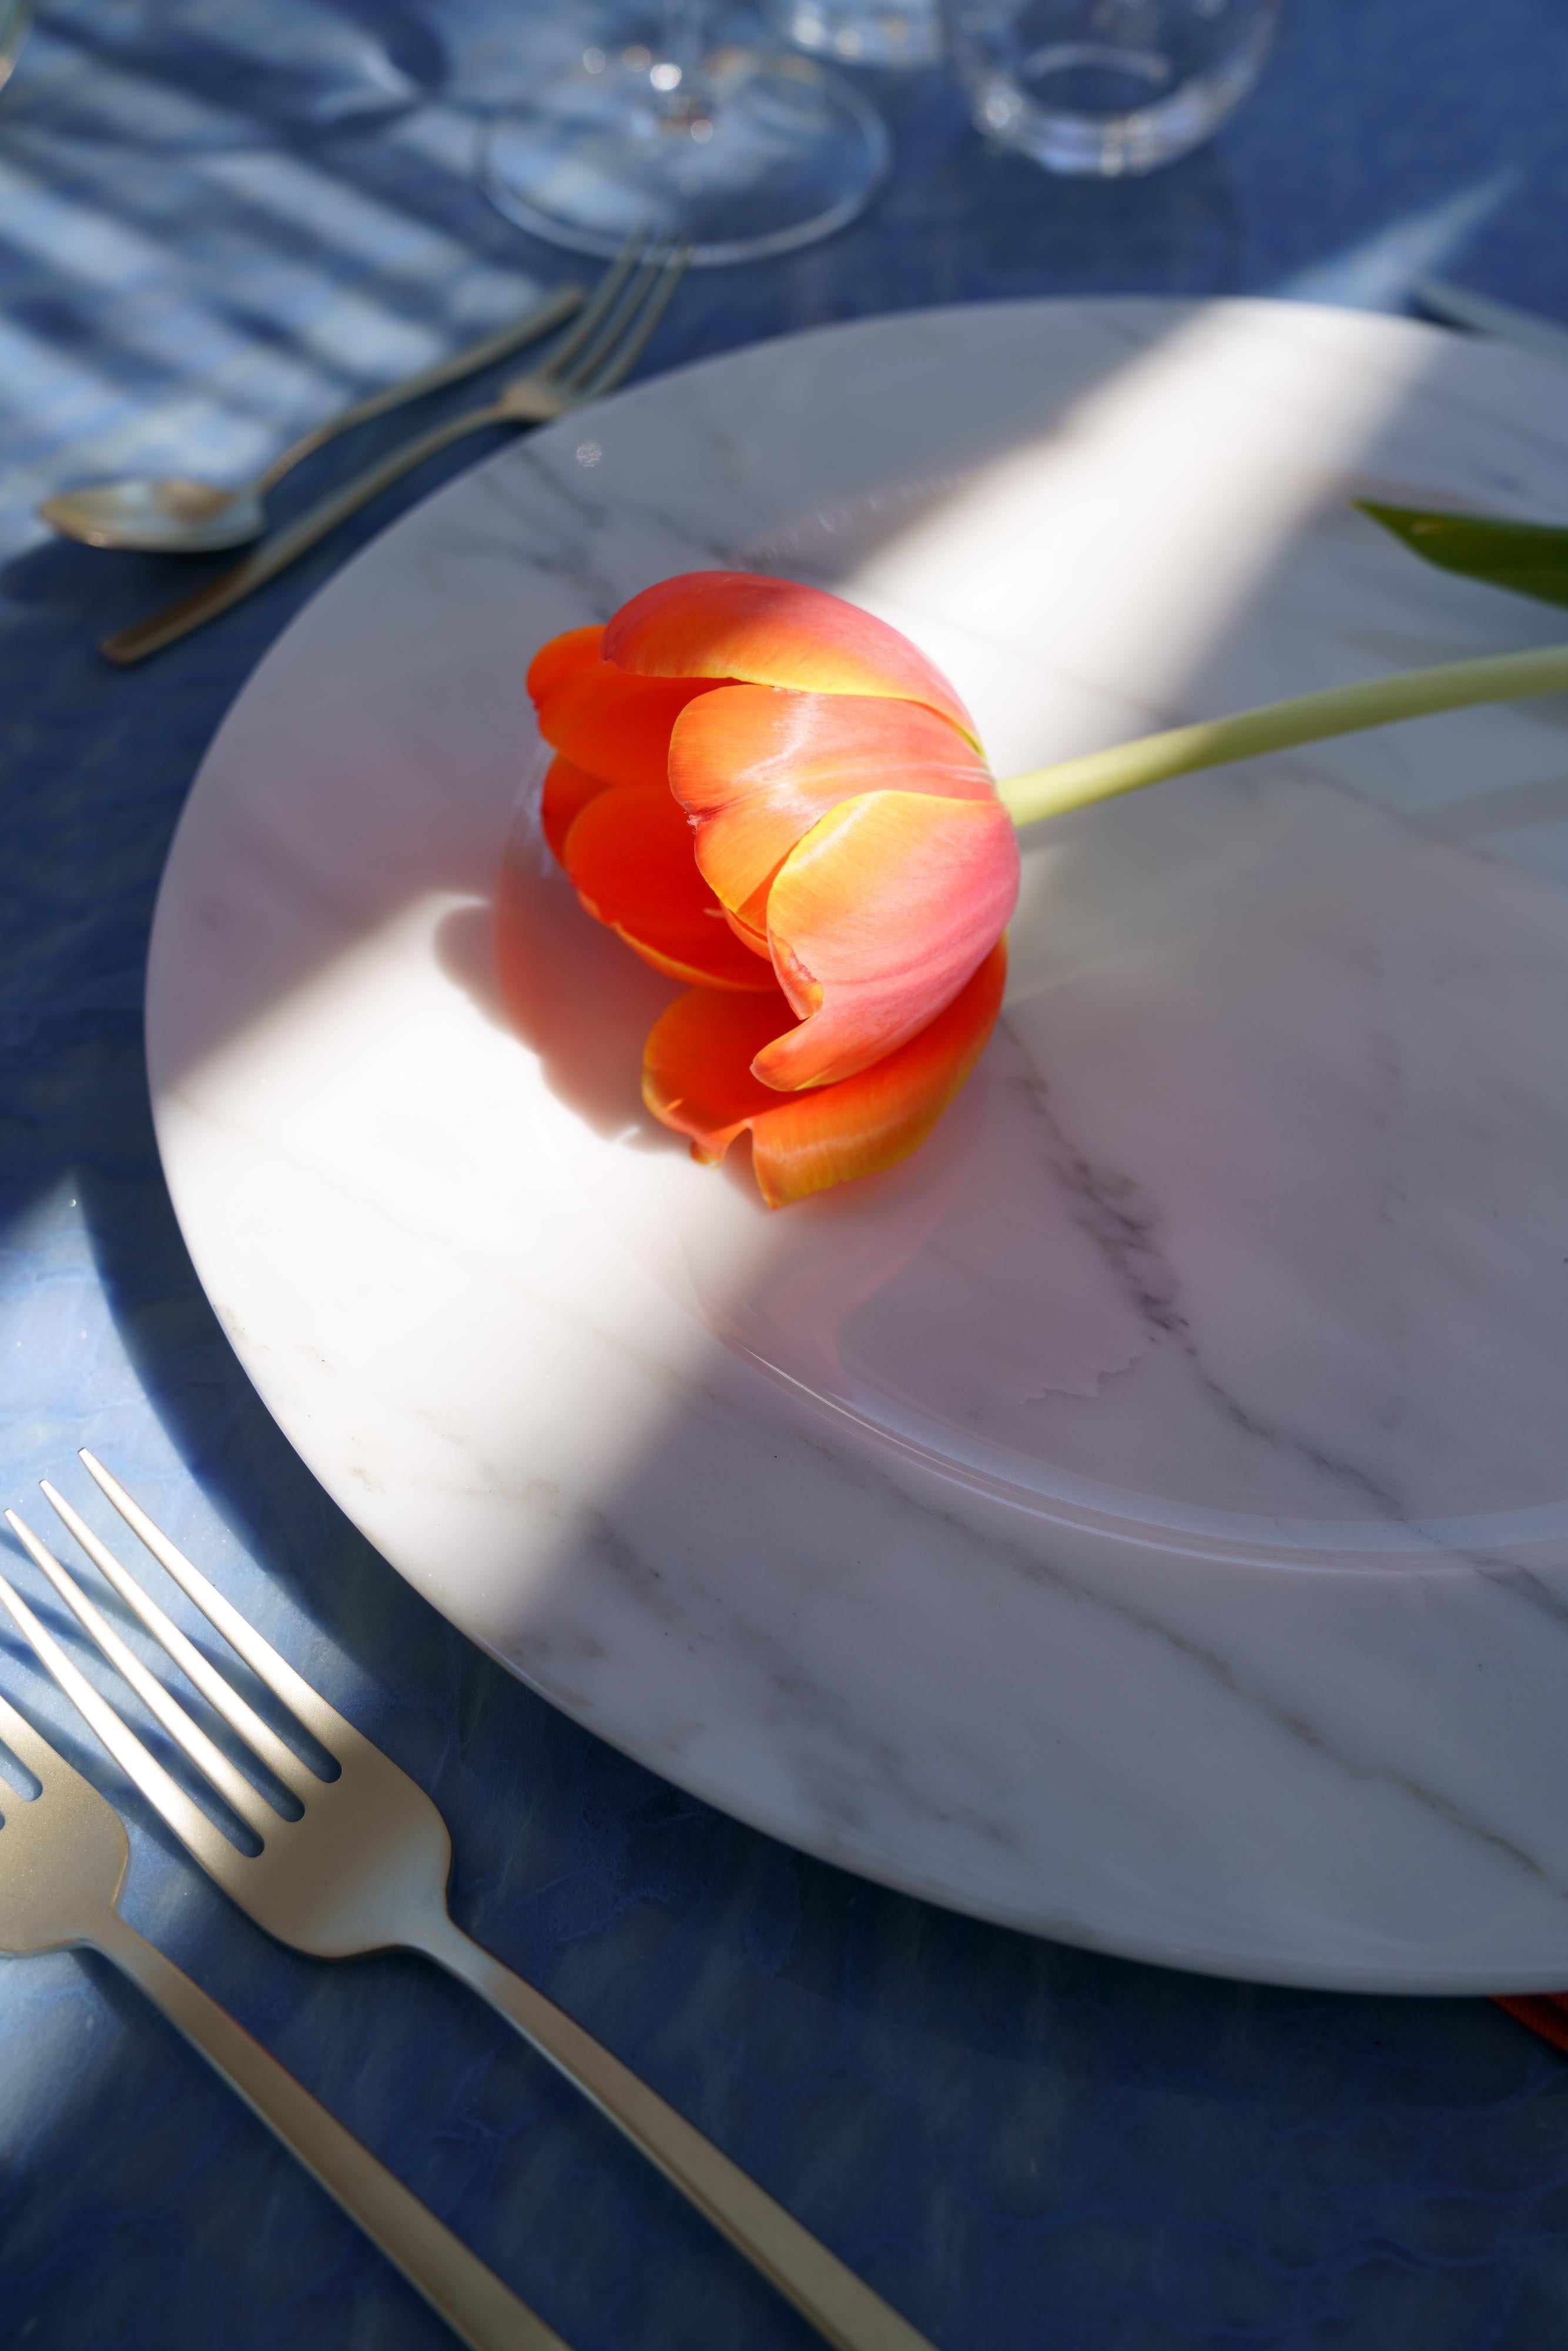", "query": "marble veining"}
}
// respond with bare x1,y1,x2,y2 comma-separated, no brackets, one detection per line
148,301,1568,1989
